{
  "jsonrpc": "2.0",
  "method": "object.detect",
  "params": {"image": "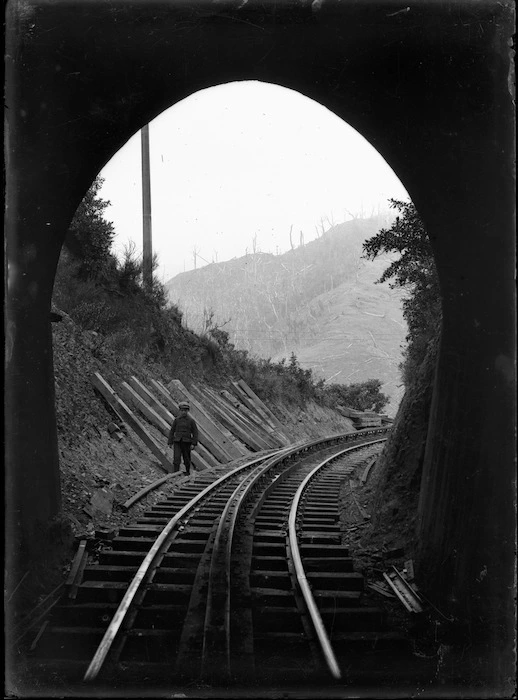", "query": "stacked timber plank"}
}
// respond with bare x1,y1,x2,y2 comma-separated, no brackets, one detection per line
336,405,383,428
191,384,290,450
91,373,291,474
166,379,248,460
91,373,175,473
